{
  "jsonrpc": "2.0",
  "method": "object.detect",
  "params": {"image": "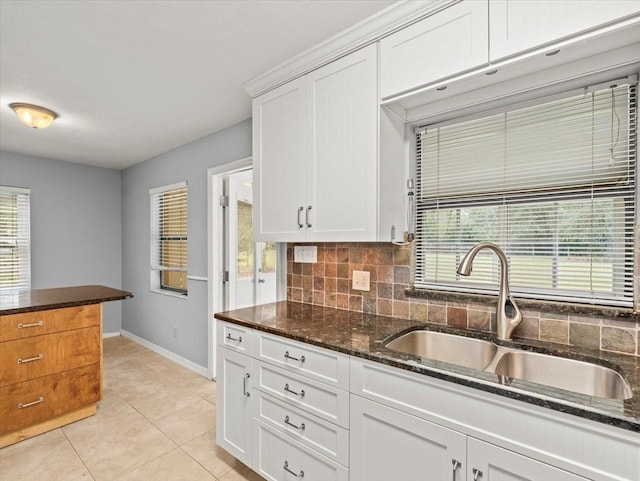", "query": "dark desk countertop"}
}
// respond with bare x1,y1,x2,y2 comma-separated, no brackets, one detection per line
0,285,133,315
216,301,640,432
